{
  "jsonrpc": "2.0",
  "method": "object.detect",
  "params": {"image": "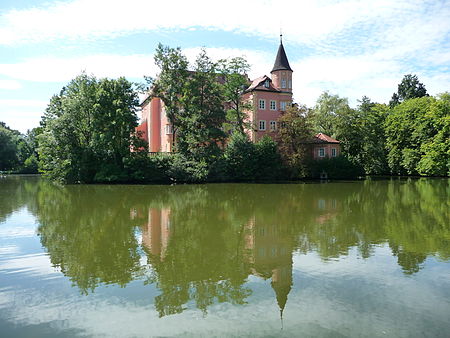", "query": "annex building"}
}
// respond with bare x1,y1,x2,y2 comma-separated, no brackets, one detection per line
136,39,340,159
